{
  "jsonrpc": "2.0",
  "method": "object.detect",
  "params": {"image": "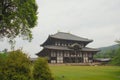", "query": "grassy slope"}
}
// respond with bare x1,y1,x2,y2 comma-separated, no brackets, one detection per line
50,65,120,80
